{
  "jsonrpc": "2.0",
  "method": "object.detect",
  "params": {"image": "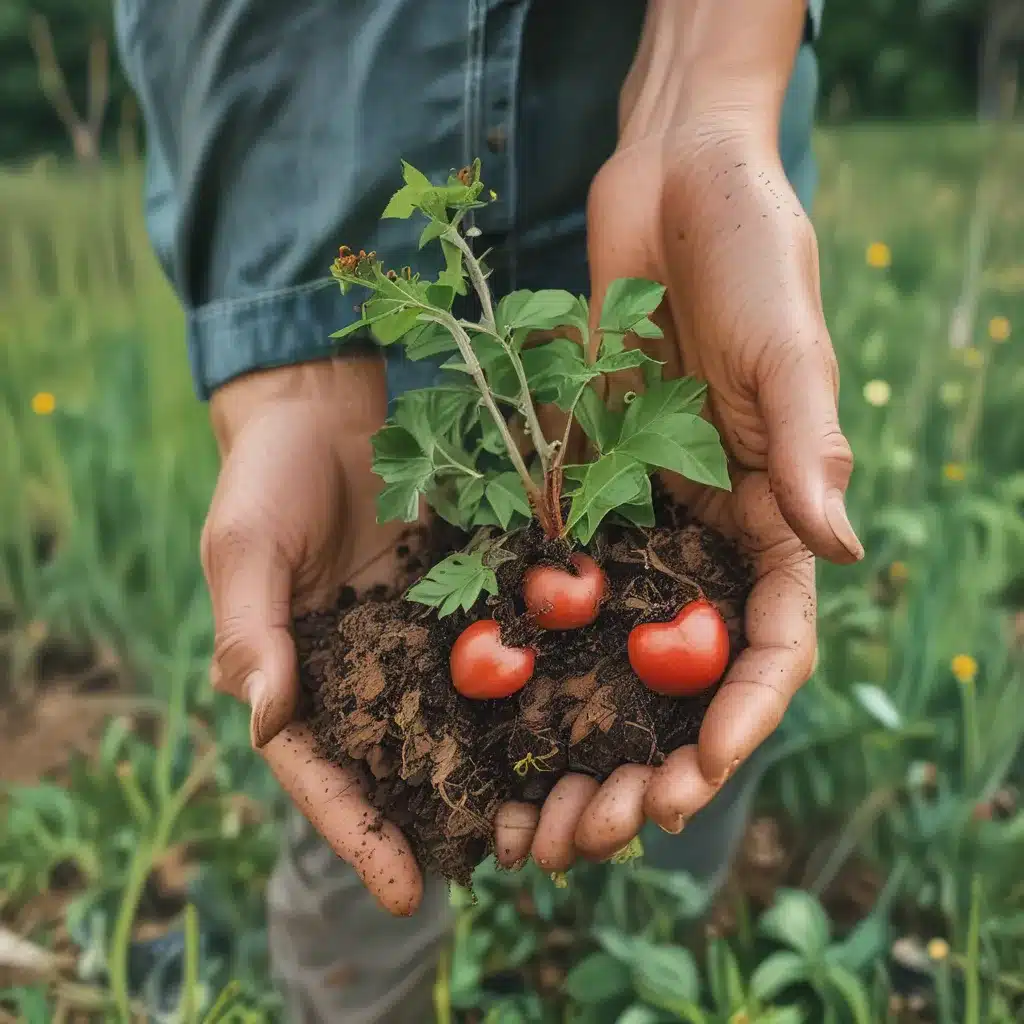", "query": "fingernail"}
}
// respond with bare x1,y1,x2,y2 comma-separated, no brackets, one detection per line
658,815,685,835
243,670,272,749
716,758,741,789
825,489,864,561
